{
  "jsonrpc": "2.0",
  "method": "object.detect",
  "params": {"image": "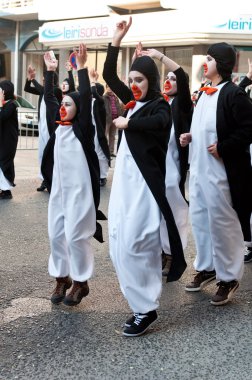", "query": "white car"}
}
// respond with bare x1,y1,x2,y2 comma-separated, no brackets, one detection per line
15,95,39,136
